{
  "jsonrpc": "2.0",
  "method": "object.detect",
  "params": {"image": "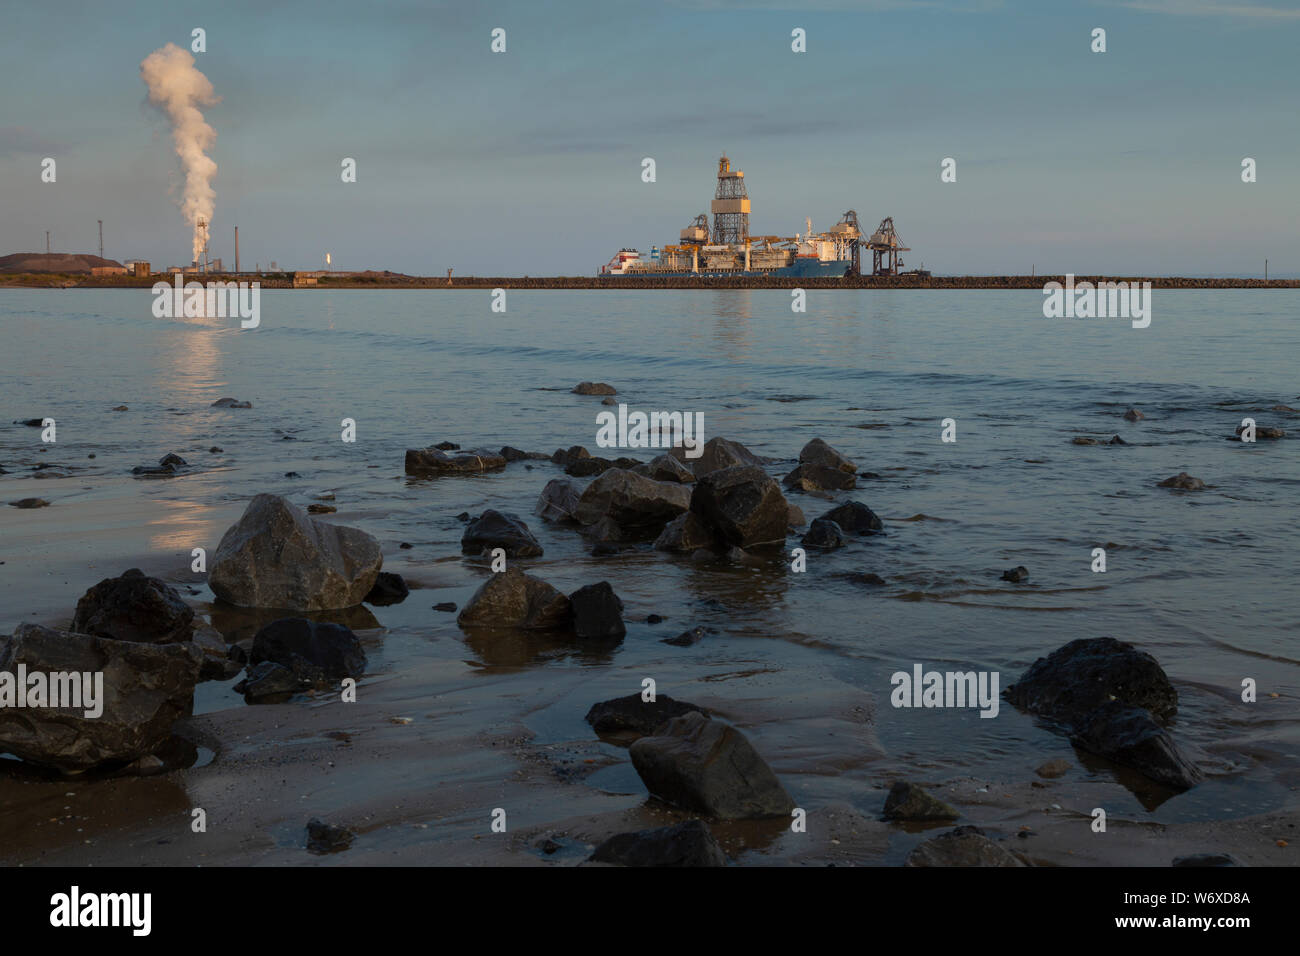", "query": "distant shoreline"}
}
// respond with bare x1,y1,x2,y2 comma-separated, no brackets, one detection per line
2,272,1297,290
